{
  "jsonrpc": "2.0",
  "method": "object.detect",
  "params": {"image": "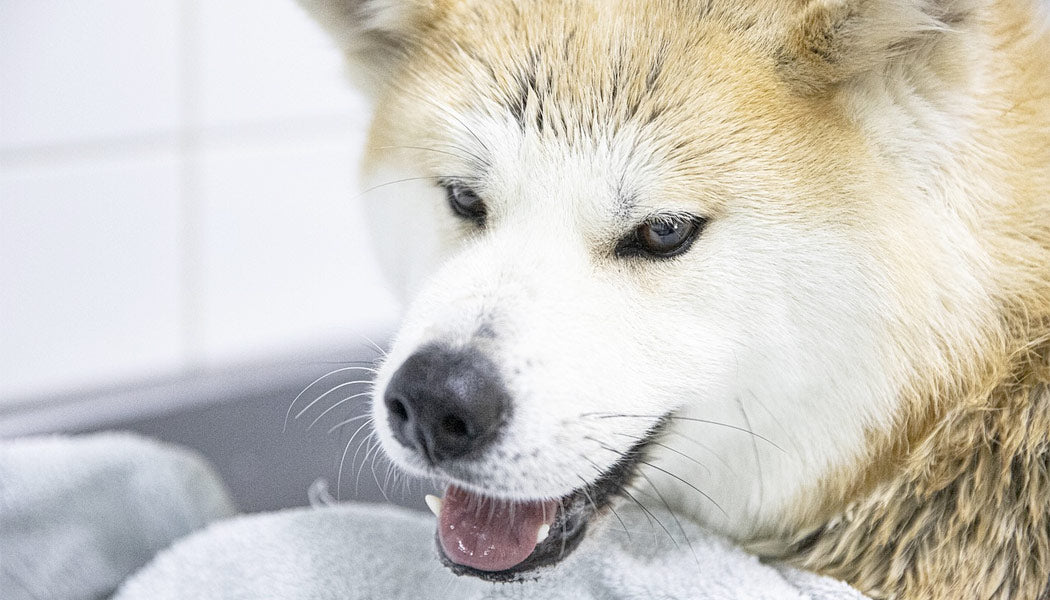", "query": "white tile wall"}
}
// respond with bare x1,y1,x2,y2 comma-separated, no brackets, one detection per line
0,154,183,399
0,0,181,148
197,135,395,363
196,0,362,127
0,0,396,404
